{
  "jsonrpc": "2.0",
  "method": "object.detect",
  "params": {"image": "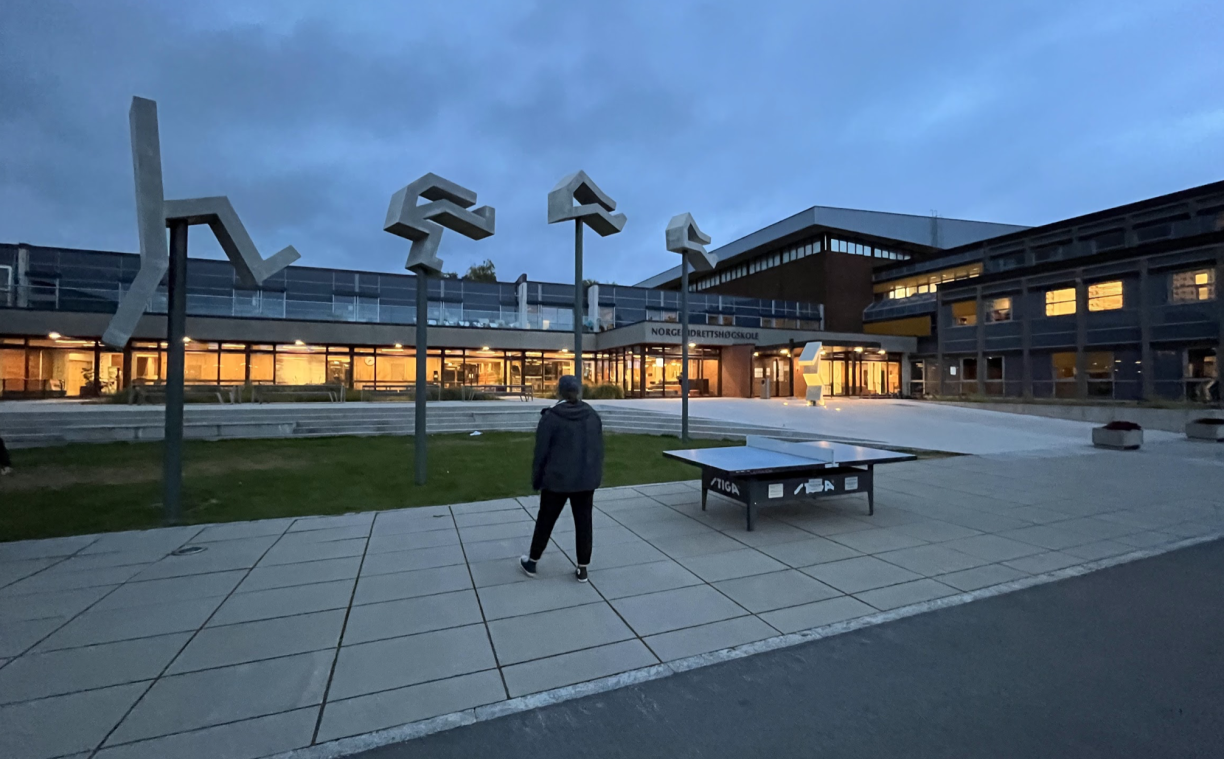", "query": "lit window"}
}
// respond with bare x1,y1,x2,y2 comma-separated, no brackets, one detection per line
1171,269,1215,303
986,297,1012,322
1045,288,1076,316
1088,280,1123,311
951,300,977,326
